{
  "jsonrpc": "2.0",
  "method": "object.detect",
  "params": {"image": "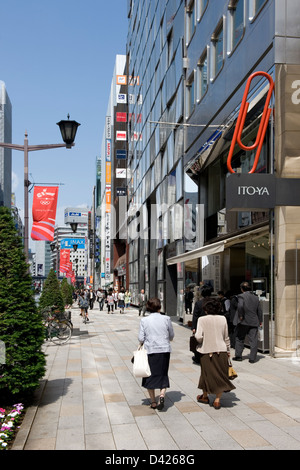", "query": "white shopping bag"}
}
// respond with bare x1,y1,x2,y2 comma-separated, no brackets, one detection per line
132,344,151,377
